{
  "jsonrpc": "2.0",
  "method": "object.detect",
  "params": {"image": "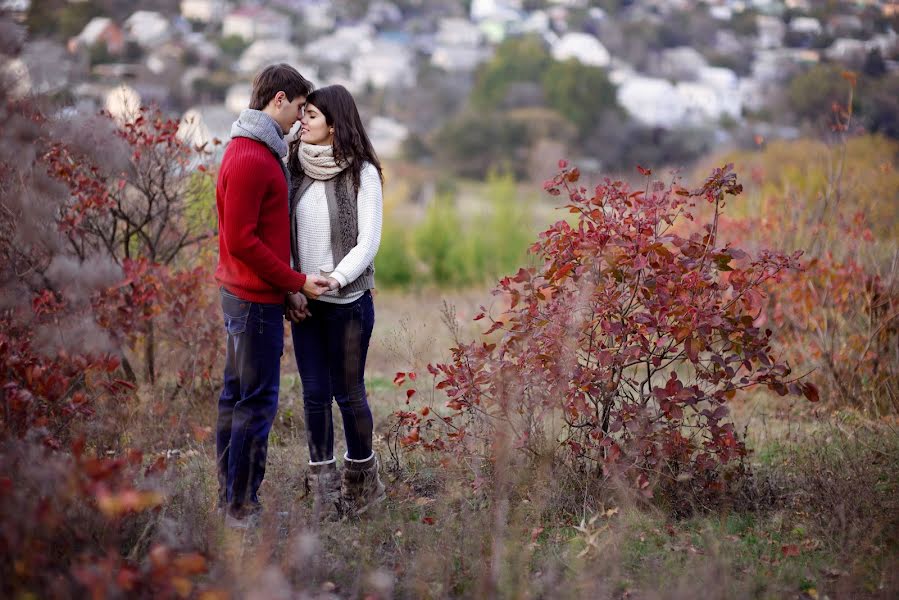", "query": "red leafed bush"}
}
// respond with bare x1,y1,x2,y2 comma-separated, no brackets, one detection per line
396,164,809,499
